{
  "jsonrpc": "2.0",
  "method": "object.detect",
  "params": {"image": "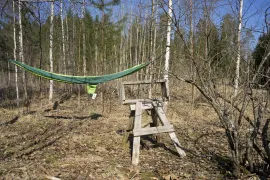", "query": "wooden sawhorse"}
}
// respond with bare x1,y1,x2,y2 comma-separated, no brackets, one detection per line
119,79,186,165
130,101,186,165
